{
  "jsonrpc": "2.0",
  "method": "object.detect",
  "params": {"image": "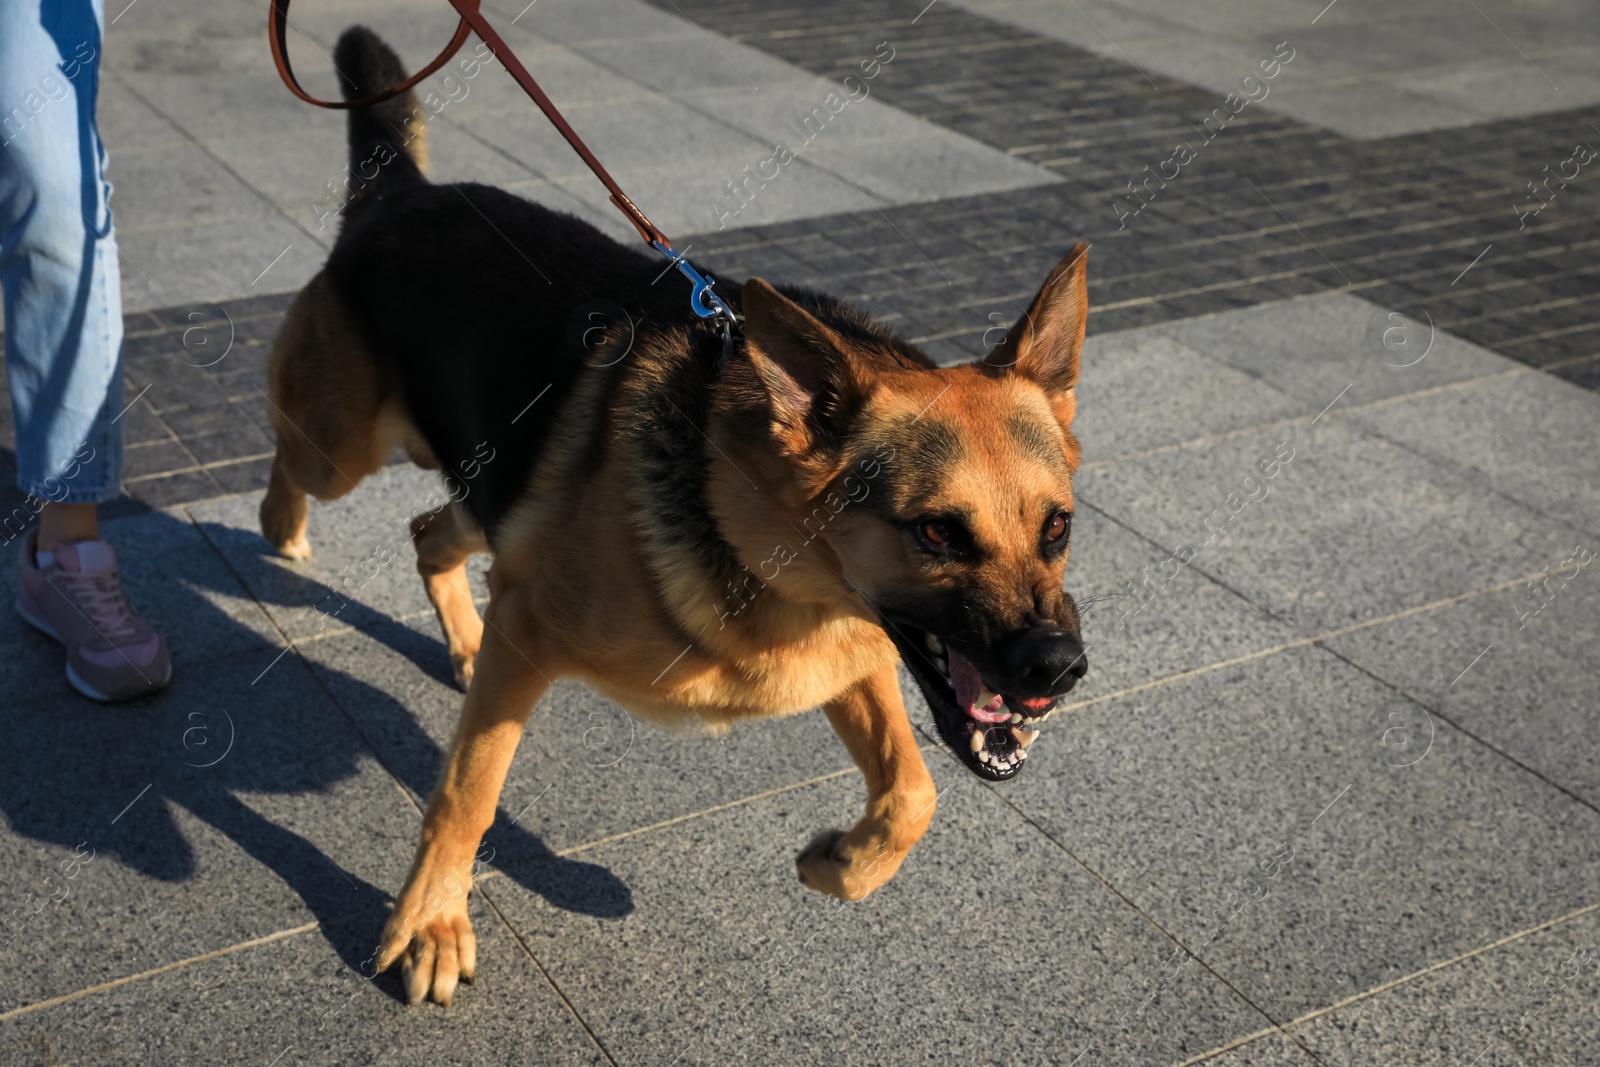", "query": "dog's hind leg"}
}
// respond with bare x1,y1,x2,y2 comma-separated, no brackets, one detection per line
798,666,939,900
260,454,314,562
411,501,489,689
259,275,398,560
376,602,549,1006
